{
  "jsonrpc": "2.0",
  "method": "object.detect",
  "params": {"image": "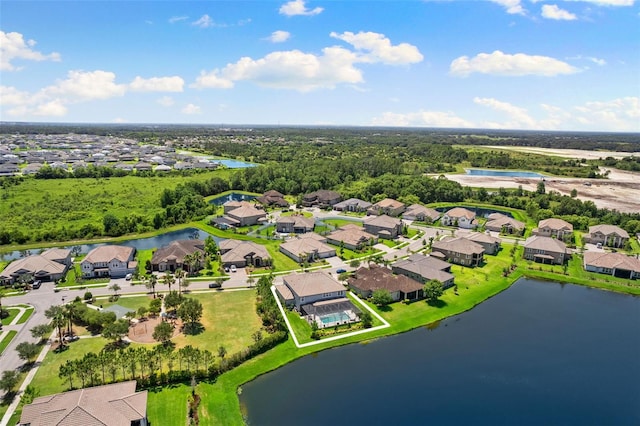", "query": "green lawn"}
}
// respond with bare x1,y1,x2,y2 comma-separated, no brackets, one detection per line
322,218,363,229
15,306,34,324
58,266,110,288
136,249,154,275
99,295,153,312
0,330,17,355
2,307,22,326
147,383,190,426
